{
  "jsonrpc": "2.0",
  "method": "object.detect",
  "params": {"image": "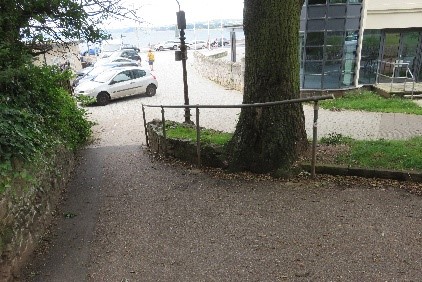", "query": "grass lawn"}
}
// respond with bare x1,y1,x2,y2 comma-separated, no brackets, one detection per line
319,90,422,115
164,90,422,171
